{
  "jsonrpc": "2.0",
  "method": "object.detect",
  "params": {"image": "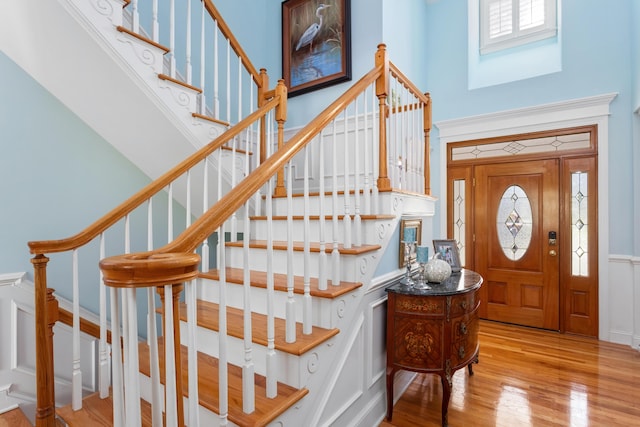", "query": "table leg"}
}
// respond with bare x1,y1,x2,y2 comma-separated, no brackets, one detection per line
386,368,396,420
440,375,451,427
